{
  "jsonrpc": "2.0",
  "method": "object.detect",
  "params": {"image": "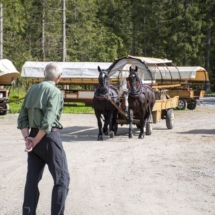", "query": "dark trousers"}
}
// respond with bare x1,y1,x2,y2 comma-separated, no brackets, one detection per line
23,130,70,215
